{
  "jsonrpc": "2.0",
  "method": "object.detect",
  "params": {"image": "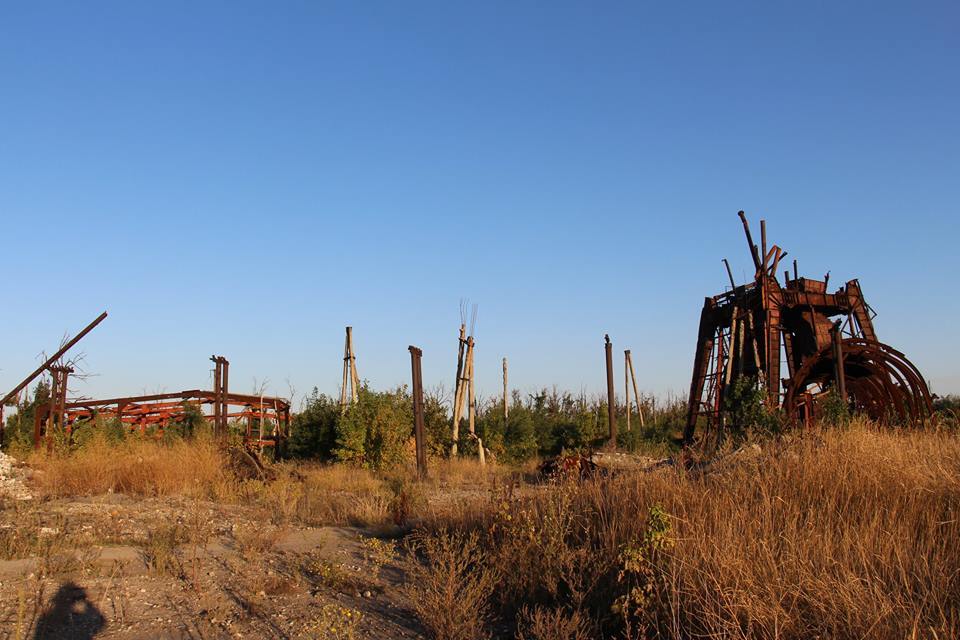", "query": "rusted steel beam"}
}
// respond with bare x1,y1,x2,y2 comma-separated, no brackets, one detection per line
738,211,762,271
722,258,736,291
831,321,847,403
2,311,107,409
64,390,290,411
221,358,229,433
